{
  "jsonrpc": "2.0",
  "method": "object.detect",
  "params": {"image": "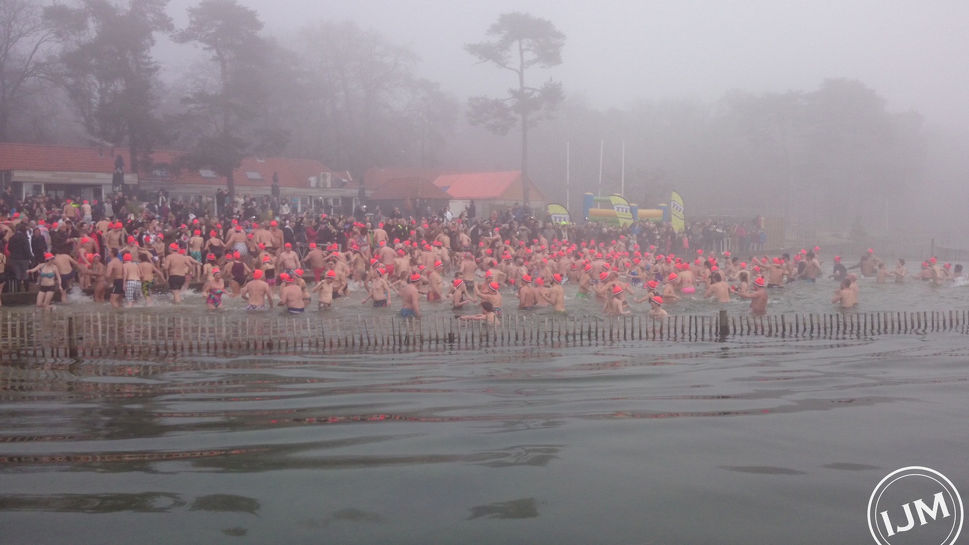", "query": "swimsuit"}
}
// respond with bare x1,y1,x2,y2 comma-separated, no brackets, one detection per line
287,307,304,314
169,275,185,290
112,279,124,295
141,281,152,297
125,280,141,301
399,308,416,318
39,285,55,293
373,299,387,307
246,303,268,311
232,262,246,284
206,288,224,308
681,286,696,294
